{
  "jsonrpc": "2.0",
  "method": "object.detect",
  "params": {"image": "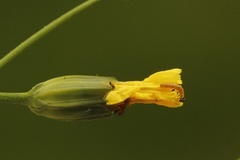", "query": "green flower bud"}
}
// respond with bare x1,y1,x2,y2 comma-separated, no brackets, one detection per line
27,75,120,121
